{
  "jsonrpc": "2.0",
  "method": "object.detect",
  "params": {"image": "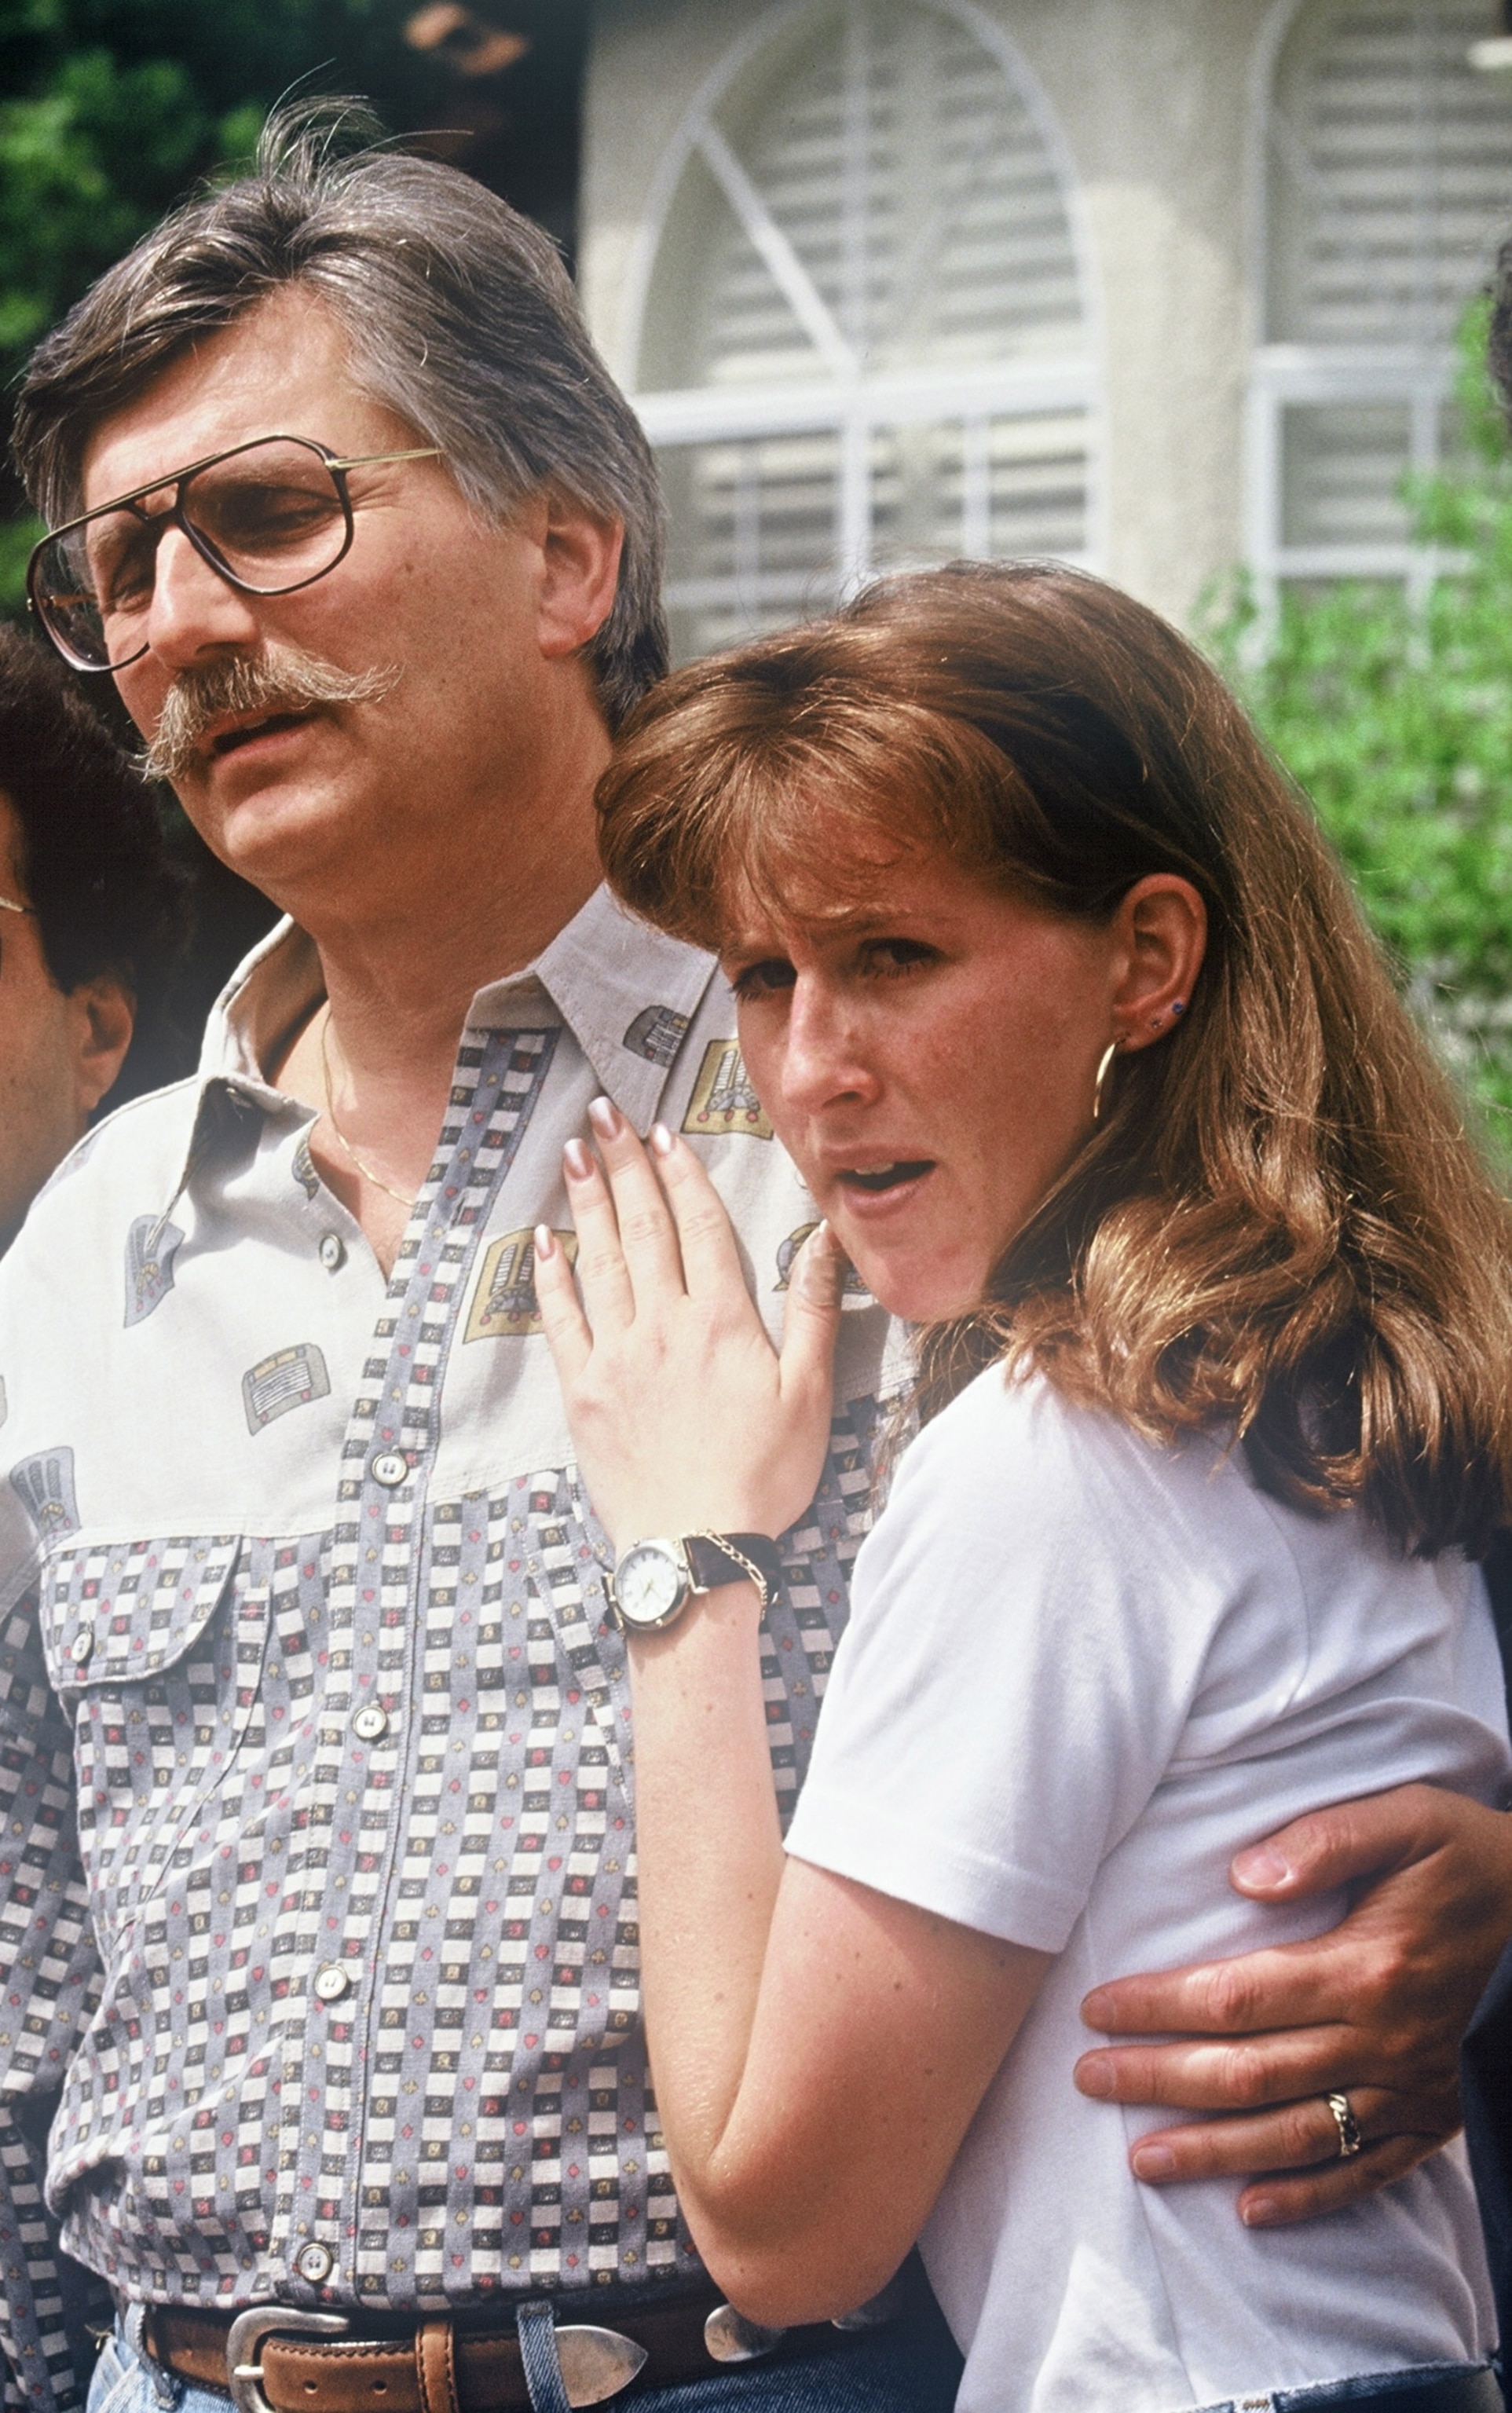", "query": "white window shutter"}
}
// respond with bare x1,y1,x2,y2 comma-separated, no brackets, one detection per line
633,0,1097,661
1254,1,1512,597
